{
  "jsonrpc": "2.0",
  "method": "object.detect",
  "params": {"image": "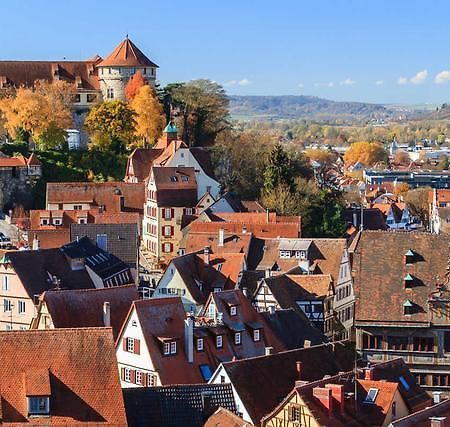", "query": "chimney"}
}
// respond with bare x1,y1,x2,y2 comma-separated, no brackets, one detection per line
325,384,345,416
103,301,111,327
313,387,333,417
203,247,210,265
433,391,443,404
242,287,248,297
364,368,374,381
265,346,274,356
352,211,358,227
32,234,40,251
218,228,224,247
296,361,302,379
242,226,247,234
303,339,311,348
430,417,447,427
184,315,194,363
